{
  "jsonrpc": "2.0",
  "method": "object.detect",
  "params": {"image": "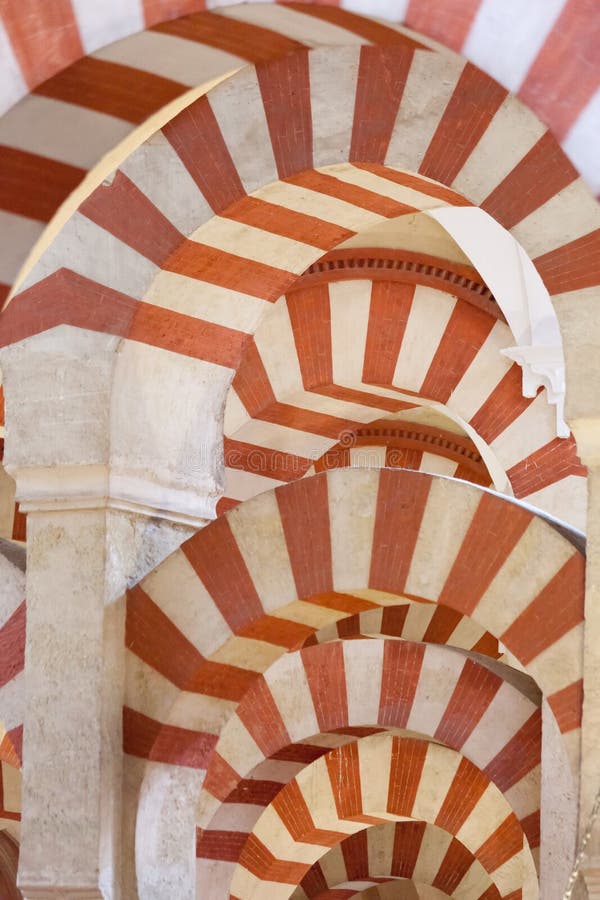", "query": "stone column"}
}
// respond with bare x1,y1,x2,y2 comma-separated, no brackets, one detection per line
0,326,225,898
570,420,600,898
